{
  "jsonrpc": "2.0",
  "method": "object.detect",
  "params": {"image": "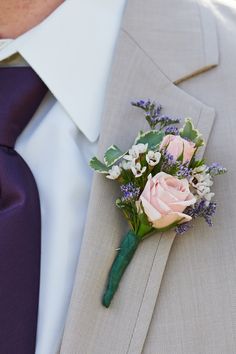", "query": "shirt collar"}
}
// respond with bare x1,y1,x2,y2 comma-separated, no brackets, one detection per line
0,0,127,142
